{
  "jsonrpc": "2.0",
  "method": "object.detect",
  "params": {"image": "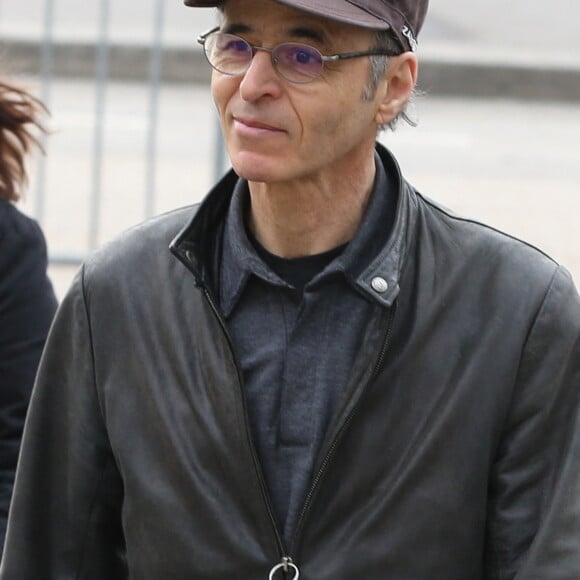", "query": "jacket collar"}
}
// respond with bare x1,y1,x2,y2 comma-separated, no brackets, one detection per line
170,143,414,308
